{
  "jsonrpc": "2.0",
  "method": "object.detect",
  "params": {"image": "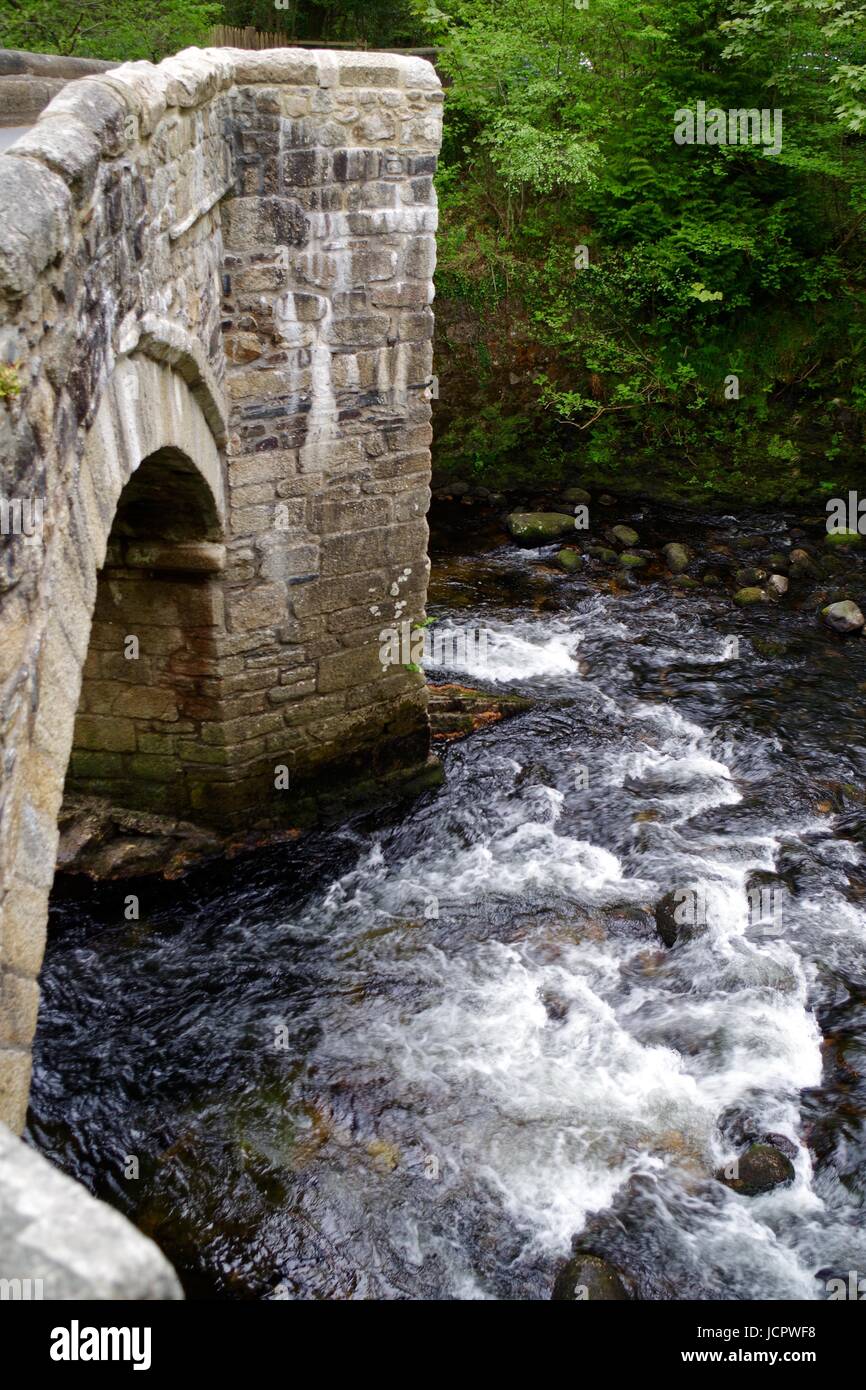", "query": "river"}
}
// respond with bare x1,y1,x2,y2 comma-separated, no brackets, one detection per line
28,502,866,1299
